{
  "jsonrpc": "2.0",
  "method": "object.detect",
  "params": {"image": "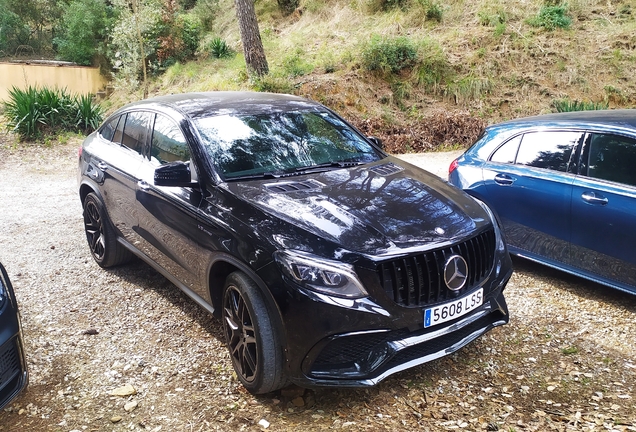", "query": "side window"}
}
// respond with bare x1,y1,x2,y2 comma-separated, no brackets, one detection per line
515,131,583,172
150,114,190,165
100,116,120,141
490,135,521,164
587,133,636,187
112,114,127,144
121,111,152,155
